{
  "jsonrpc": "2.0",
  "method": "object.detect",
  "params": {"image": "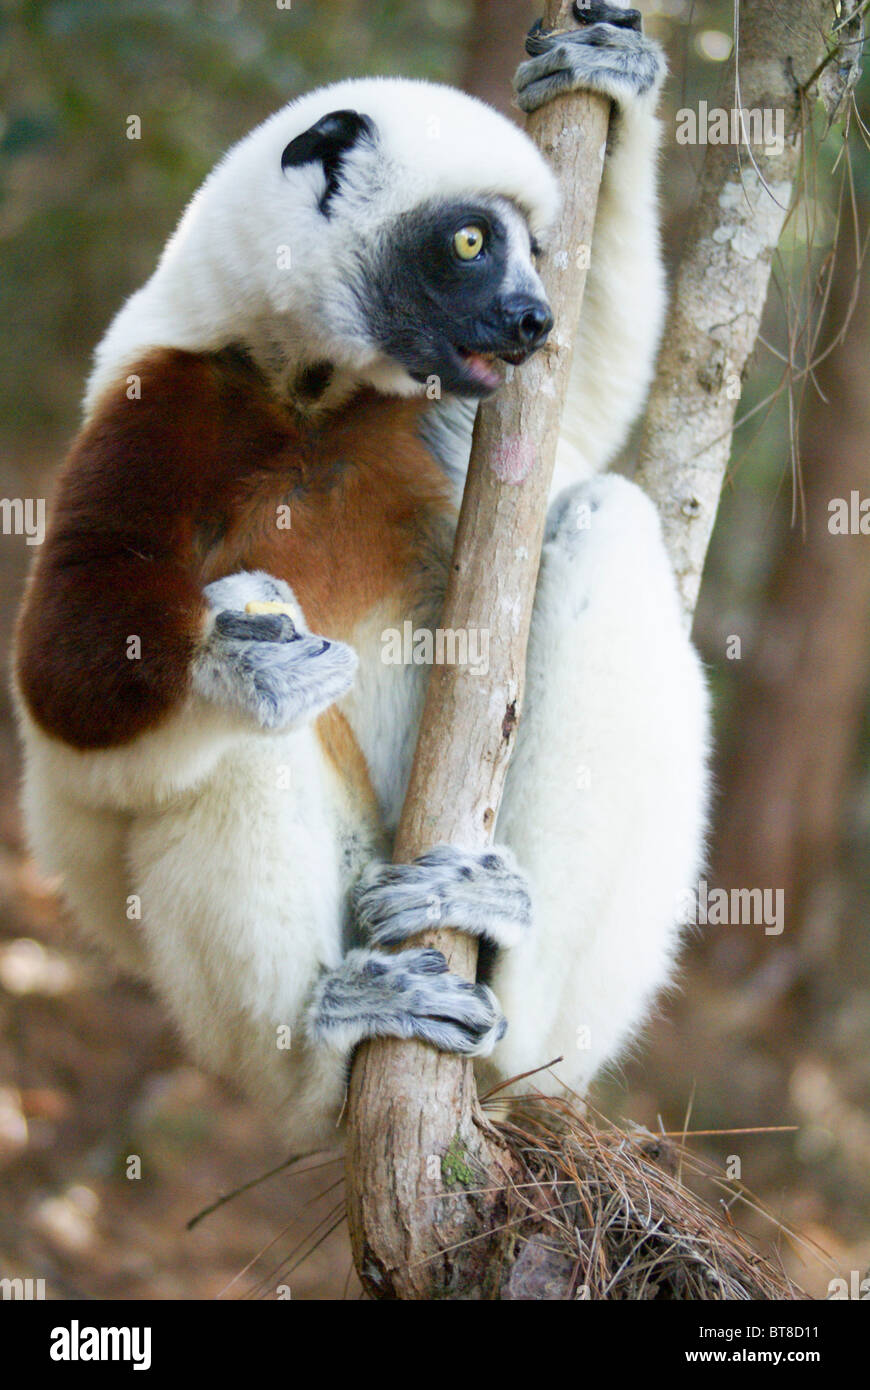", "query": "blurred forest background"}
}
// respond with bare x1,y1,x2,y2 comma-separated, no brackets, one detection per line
0,0,868,1299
